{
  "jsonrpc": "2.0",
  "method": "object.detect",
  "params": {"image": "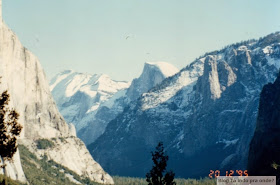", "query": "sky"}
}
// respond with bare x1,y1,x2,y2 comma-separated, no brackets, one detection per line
2,0,280,81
